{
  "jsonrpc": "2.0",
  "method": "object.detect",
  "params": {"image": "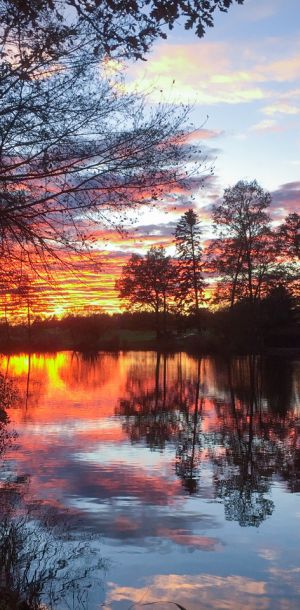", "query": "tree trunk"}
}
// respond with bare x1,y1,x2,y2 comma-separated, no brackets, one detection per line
27,299,31,346
155,298,160,341
163,291,167,337
190,228,199,315
230,249,243,309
